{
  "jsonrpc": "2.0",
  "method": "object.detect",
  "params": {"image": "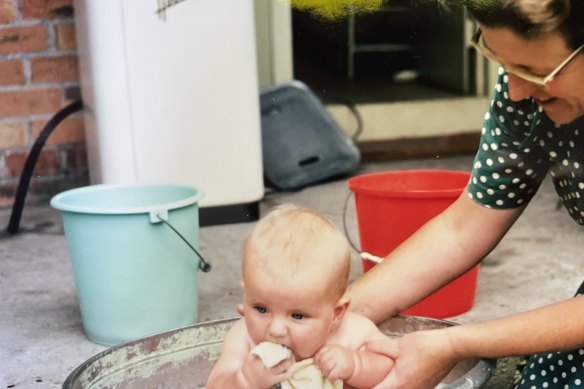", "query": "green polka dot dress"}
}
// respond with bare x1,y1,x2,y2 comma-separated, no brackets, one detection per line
467,68,584,388
468,68,584,224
